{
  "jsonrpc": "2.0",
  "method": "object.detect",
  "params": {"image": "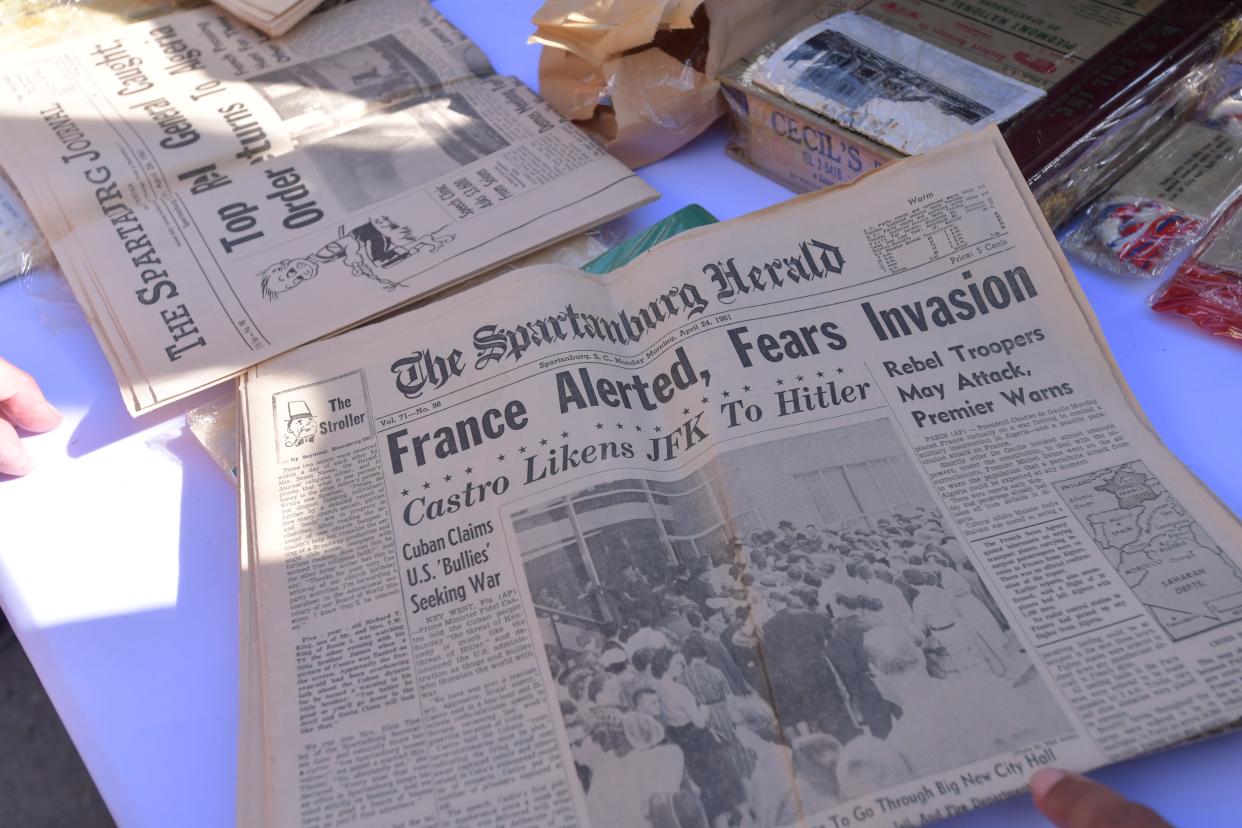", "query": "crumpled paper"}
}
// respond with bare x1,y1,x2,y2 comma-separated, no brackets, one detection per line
531,0,700,65
534,0,828,167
